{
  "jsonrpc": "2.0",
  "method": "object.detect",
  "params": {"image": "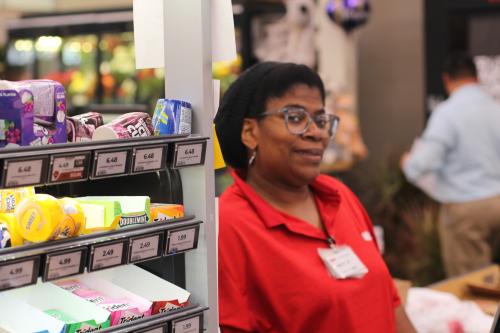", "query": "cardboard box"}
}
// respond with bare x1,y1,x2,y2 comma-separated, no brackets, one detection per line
3,282,110,333
56,275,152,326
93,265,190,314
0,294,65,333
